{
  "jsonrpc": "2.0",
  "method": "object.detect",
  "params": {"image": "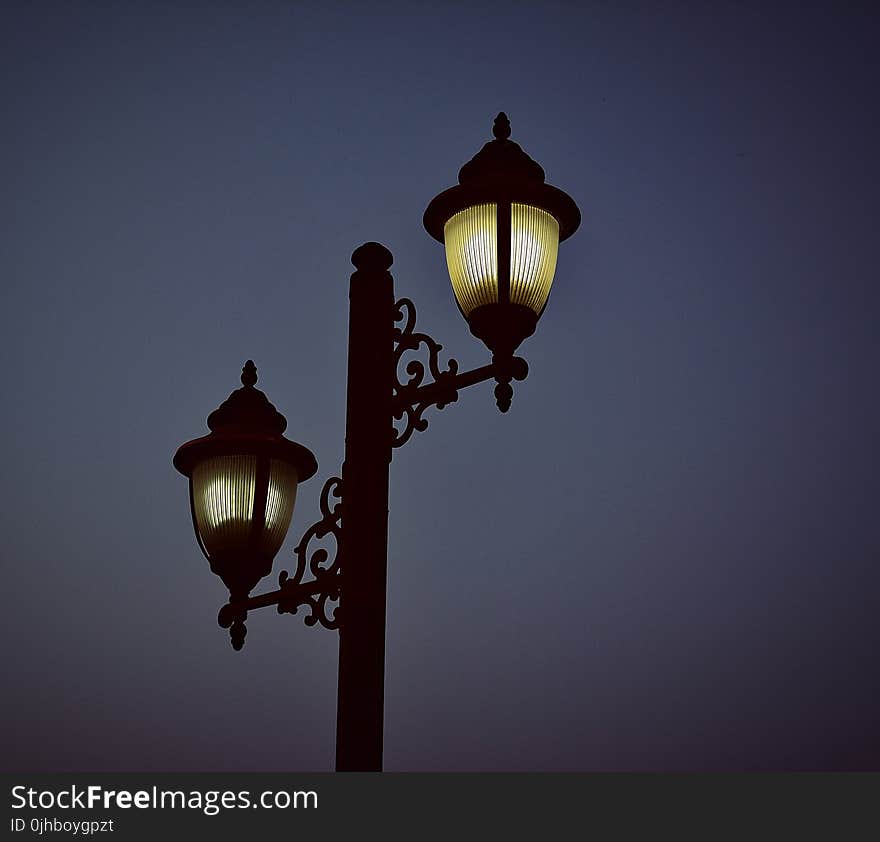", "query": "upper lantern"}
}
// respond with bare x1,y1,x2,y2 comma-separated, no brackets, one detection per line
173,361,317,602
424,113,580,358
